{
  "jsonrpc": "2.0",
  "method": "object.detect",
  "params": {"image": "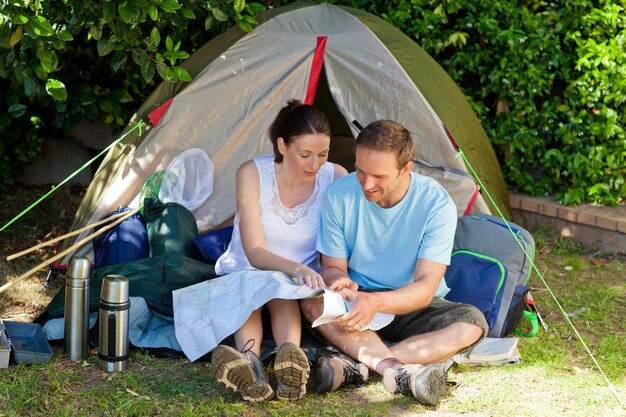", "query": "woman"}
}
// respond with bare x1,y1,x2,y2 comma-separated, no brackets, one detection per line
211,100,347,402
